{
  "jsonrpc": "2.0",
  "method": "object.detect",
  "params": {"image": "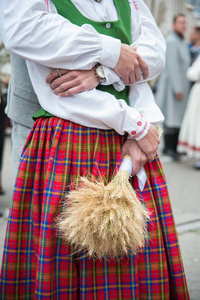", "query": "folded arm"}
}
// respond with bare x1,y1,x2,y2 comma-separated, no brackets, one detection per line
1,0,120,70
1,0,161,162
1,0,165,87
